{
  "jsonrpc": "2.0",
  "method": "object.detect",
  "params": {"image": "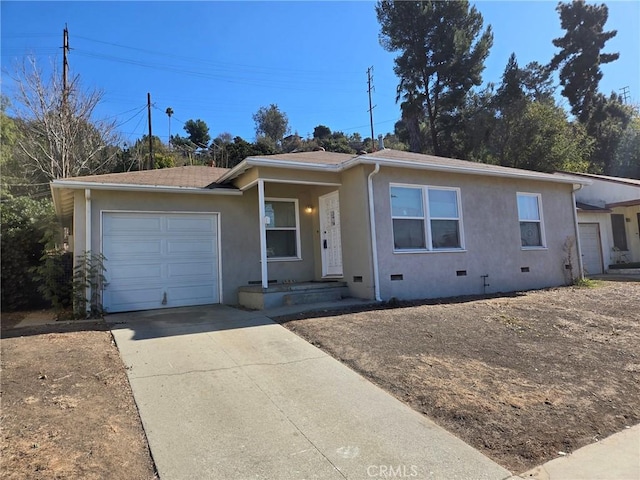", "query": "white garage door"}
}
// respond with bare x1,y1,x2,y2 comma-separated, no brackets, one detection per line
579,223,603,275
102,212,220,313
